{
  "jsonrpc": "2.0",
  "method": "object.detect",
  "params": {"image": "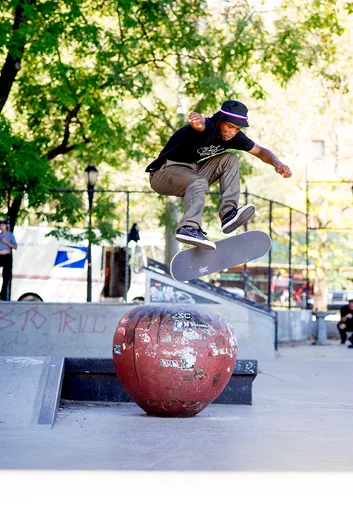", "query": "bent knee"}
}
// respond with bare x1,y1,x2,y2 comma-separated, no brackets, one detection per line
218,152,239,164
